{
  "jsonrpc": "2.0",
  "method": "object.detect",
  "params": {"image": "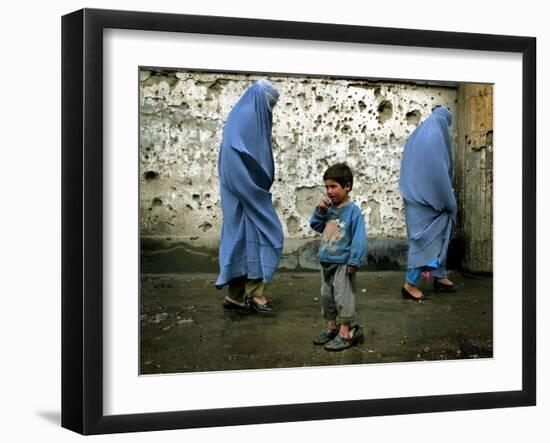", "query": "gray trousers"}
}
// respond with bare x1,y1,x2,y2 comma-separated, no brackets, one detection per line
320,263,356,323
